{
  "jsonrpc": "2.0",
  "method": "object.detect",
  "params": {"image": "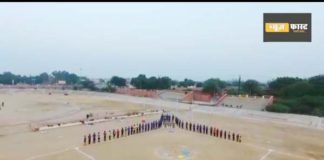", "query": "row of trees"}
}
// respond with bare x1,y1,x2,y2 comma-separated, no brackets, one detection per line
266,76,324,116
130,74,172,90
0,71,97,91
1,71,323,116
0,72,264,95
